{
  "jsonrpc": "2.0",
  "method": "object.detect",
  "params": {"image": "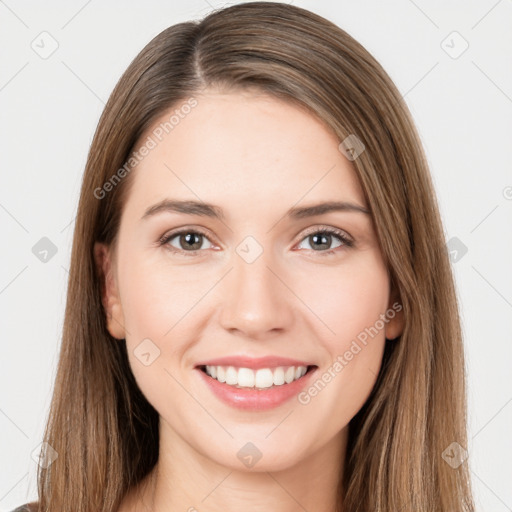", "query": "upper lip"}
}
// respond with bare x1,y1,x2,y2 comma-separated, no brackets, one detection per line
195,355,316,370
